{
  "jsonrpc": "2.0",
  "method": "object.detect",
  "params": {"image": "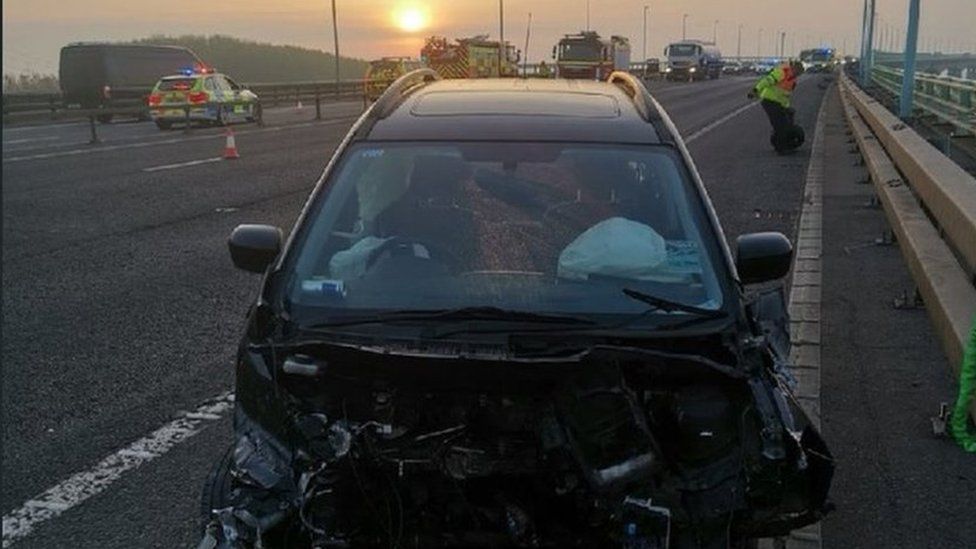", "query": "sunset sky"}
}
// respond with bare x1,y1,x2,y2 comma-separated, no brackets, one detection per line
4,0,975,75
